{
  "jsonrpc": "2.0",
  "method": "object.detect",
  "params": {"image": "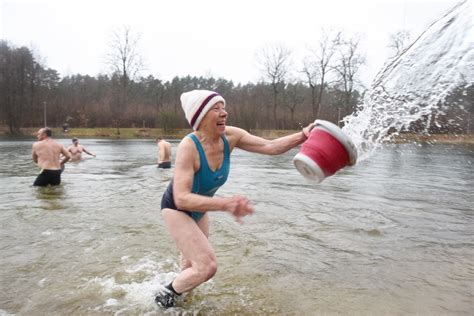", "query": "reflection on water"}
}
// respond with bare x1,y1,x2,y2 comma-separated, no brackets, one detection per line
0,139,473,315
34,186,66,211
